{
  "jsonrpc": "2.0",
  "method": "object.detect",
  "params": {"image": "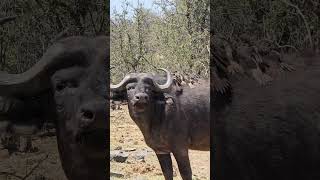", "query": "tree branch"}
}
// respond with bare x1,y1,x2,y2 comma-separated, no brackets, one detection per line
0,16,17,26
281,0,313,49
